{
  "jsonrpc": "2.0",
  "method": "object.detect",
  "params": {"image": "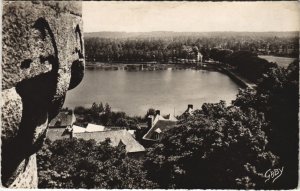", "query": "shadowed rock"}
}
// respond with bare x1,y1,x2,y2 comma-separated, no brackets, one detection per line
1,1,84,188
